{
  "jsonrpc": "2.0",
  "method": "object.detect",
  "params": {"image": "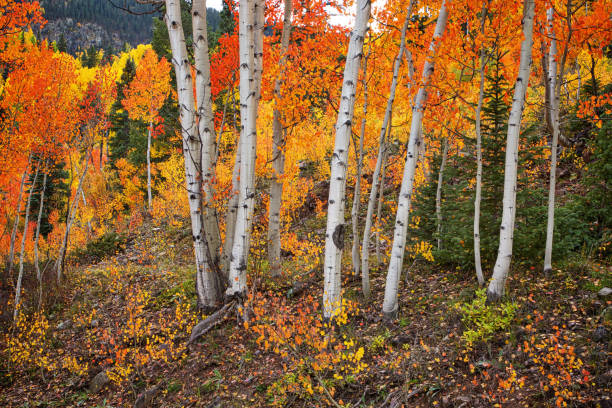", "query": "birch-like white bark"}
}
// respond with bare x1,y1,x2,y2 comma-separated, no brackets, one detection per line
323,0,371,319
351,45,369,279
435,138,448,250
223,117,241,277
228,0,258,297
544,6,560,273
14,161,40,320
193,0,222,266
165,0,222,309
382,0,449,318
360,2,413,300
375,130,389,266
34,163,47,309
487,0,535,301
474,45,486,286
56,152,89,284
268,0,293,277
7,155,31,276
